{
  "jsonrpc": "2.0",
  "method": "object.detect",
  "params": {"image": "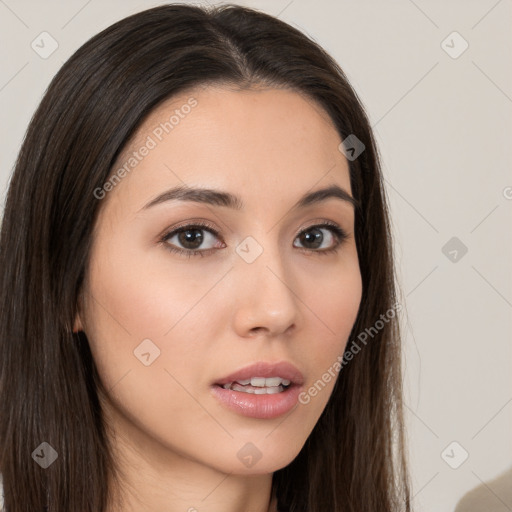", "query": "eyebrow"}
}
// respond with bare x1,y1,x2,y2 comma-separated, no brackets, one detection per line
140,183,360,212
